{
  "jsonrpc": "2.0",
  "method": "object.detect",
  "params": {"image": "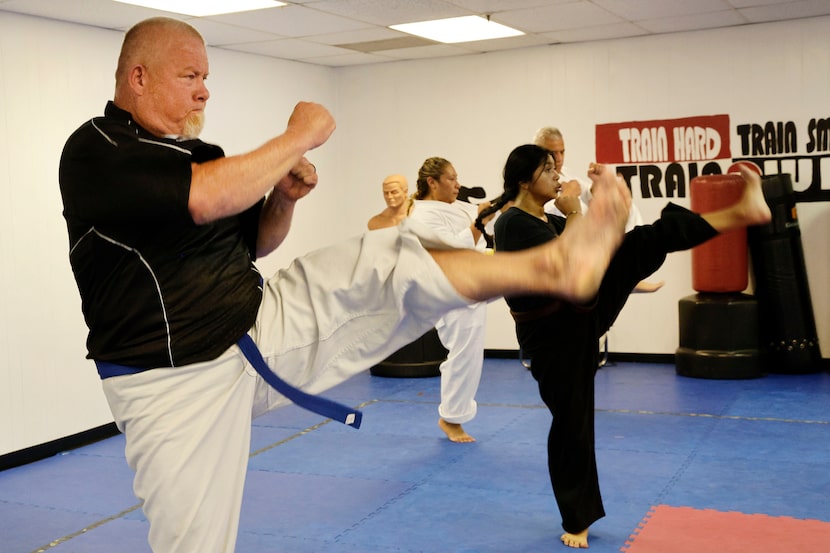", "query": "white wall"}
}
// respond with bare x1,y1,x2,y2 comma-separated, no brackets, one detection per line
334,17,830,354
1,12,828,456
1,15,119,458
0,13,337,456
